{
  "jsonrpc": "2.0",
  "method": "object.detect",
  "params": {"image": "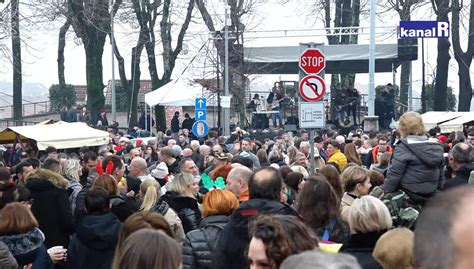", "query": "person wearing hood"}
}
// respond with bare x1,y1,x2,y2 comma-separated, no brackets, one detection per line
0,203,53,269
444,143,474,190
140,179,185,242
67,188,121,269
25,169,74,249
380,112,445,206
